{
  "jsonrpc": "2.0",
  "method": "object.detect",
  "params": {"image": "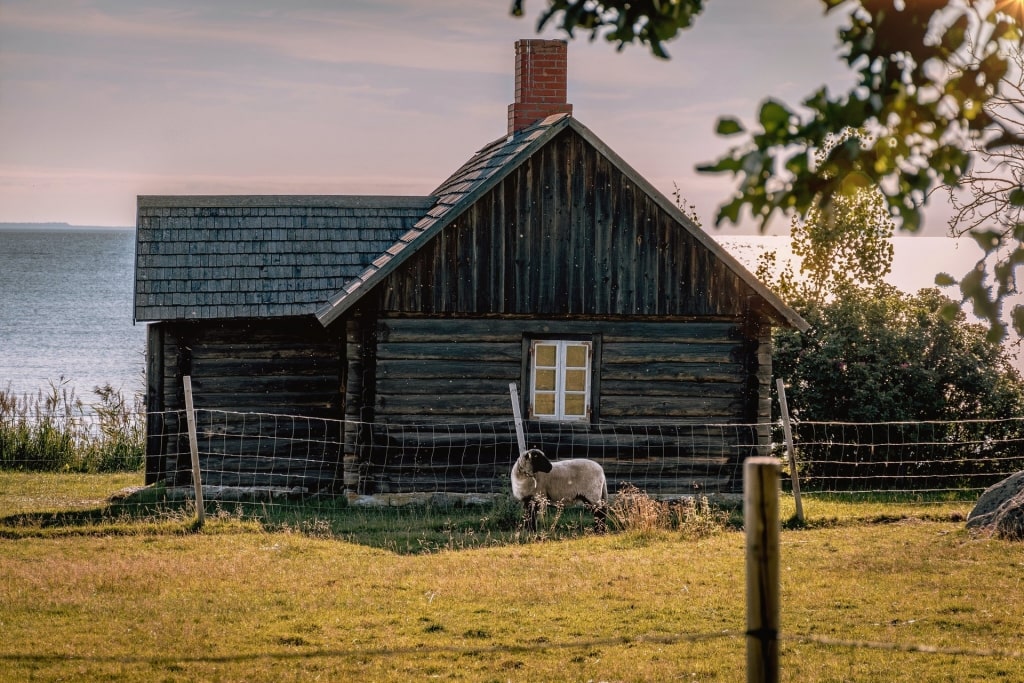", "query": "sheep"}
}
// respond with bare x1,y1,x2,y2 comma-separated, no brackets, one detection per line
510,448,608,531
